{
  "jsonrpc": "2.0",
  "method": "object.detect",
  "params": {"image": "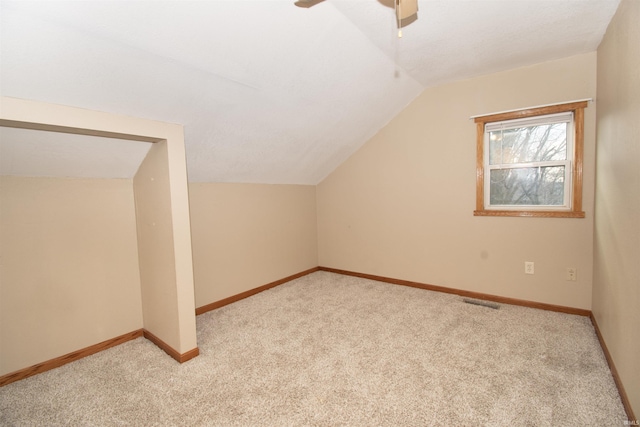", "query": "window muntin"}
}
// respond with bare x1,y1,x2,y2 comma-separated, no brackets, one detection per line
473,100,587,218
